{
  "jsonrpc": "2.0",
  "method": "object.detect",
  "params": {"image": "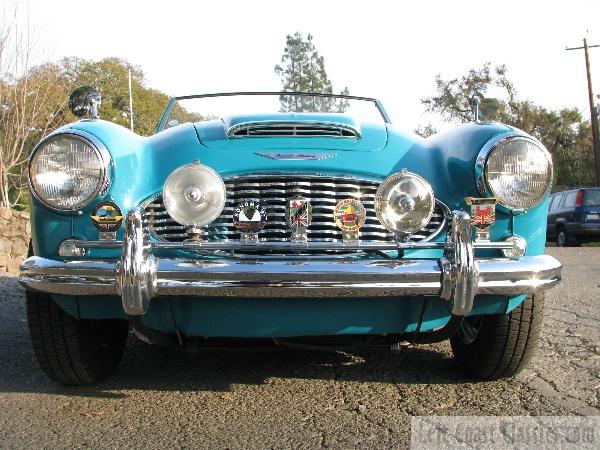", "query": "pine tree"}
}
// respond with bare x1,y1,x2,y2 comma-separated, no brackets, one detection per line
274,33,349,113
